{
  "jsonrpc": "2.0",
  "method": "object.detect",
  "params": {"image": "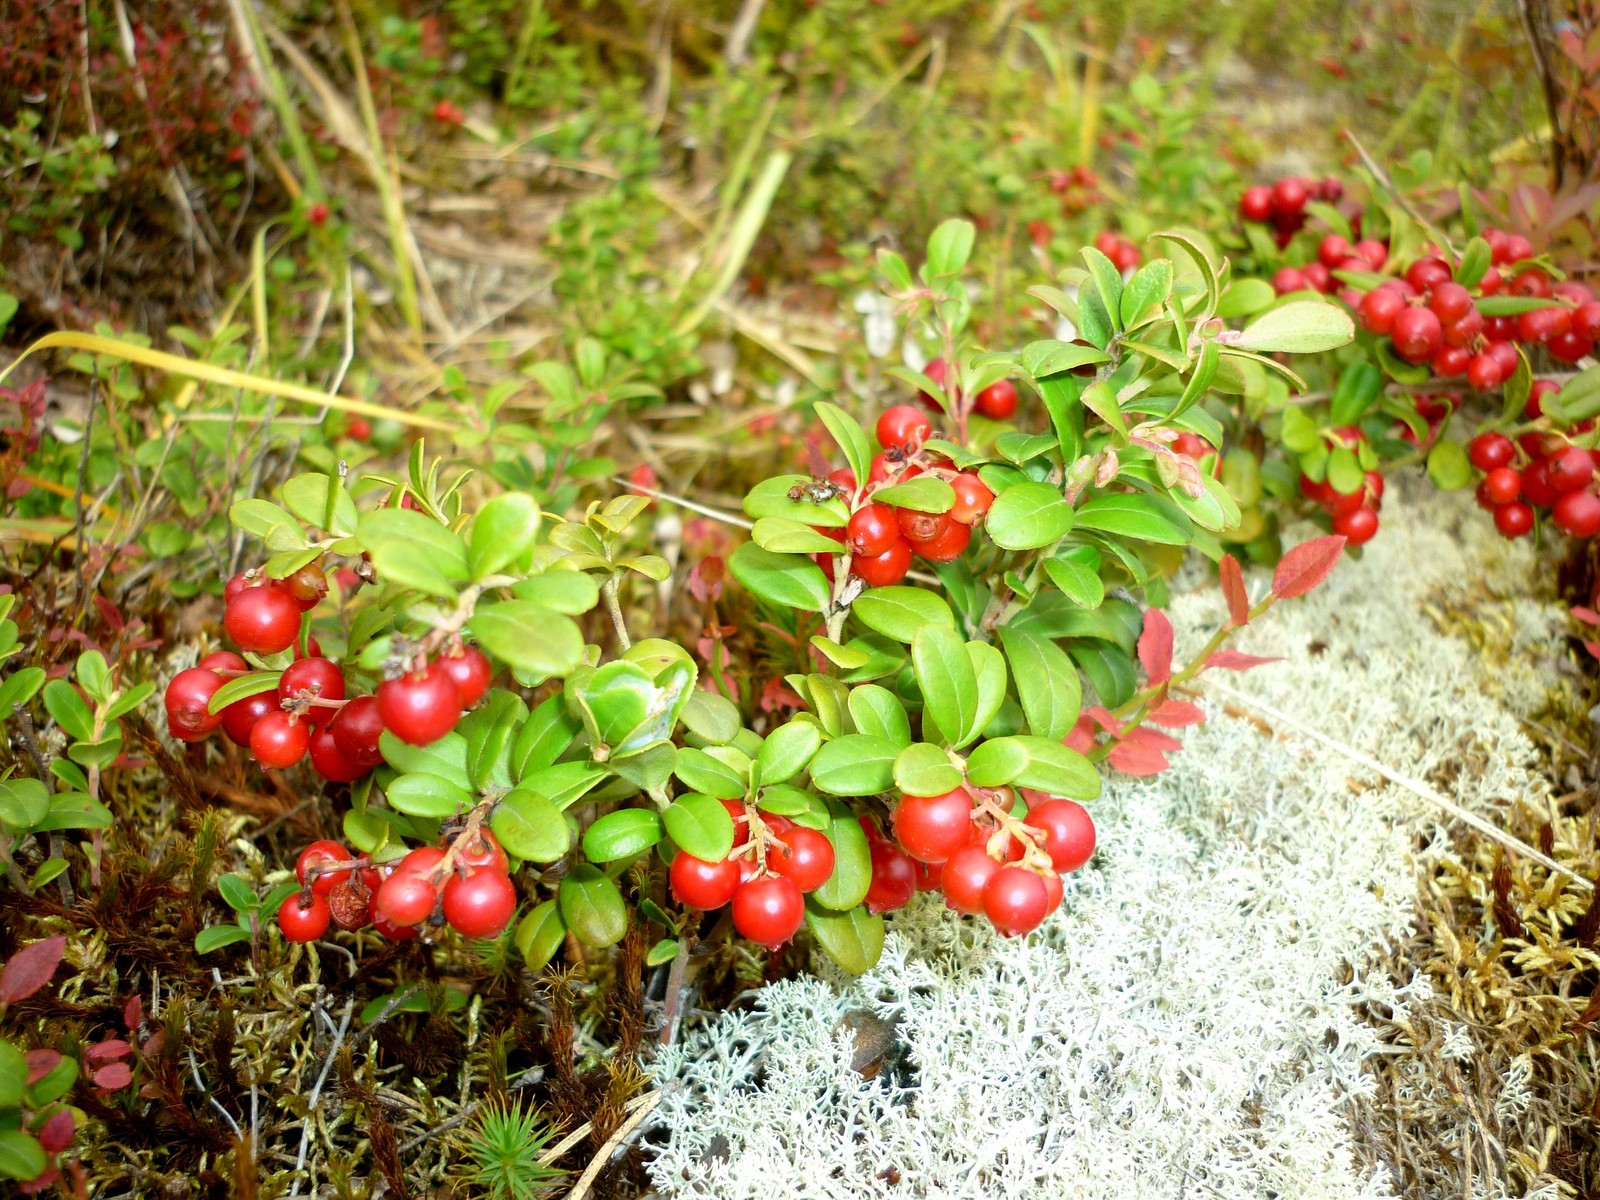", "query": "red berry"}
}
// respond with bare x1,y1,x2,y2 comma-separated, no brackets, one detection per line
198,651,247,673
372,910,421,941
376,664,462,745
1545,446,1594,494
1468,433,1515,472
915,518,972,563
1324,485,1364,518
278,657,345,725
1510,269,1551,298
847,503,900,557
309,725,369,782
948,473,994,524
220,690,277,746
375,850,444,926
1331,506,1379,546
732,875,805,949
1270,267,1306,296
277,893,331,943
1549,331,1594,364
1354,239,1388,269
892,789,975,863
1465,355,1501,391
975,379,1018,420
330,694,386,767
1391,307,1443,363
1516,306,1568,344
766,826,836,892
223,585,302,655
1023,798,1096,873
284,563,328,611
851,538,913,588
1494,501,1534,538
1301,262,1332,293
1441,307,1484,348
250,711,309,768
1357,288,1405,335
1521,459,1561,506
877,404,933,450
1527,378,1559,418
897,507,952,545
1427,282,1474,323
1574,302,1600,341
671,852,741,910
1269,176,1308,217
165,668,226,741
1404,257,1452,292
940,845,1002,915
864,837,918,913
442,868,517,938
297,840,352,895
1239,186,1273,223
437,647,492,708
457,830,510,873
1555,490,1600,537
1481,467,1522,505
982,866,1050,937
1431,345,1471,377
1317,235,1353,268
